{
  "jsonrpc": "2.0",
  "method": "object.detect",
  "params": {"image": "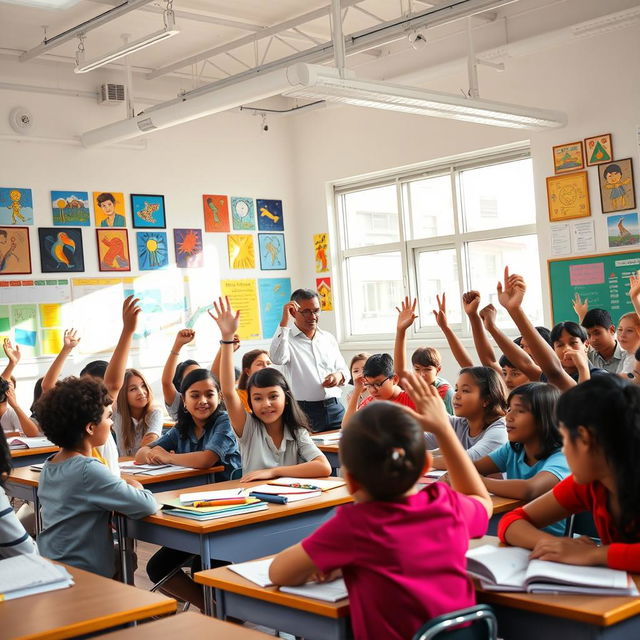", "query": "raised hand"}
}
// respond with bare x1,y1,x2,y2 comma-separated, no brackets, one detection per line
5,384,18,408
63,328,81,351
400,371,450,435
280,300,299,327
173,328,196,349
122,295,141,334
462,290,481,316
496,266,525,312
396,297,418,331
432,293,449,329
572,293,589,322
479,304,498,328
209,296,240,340
629,270,640,314
3,338,21,364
